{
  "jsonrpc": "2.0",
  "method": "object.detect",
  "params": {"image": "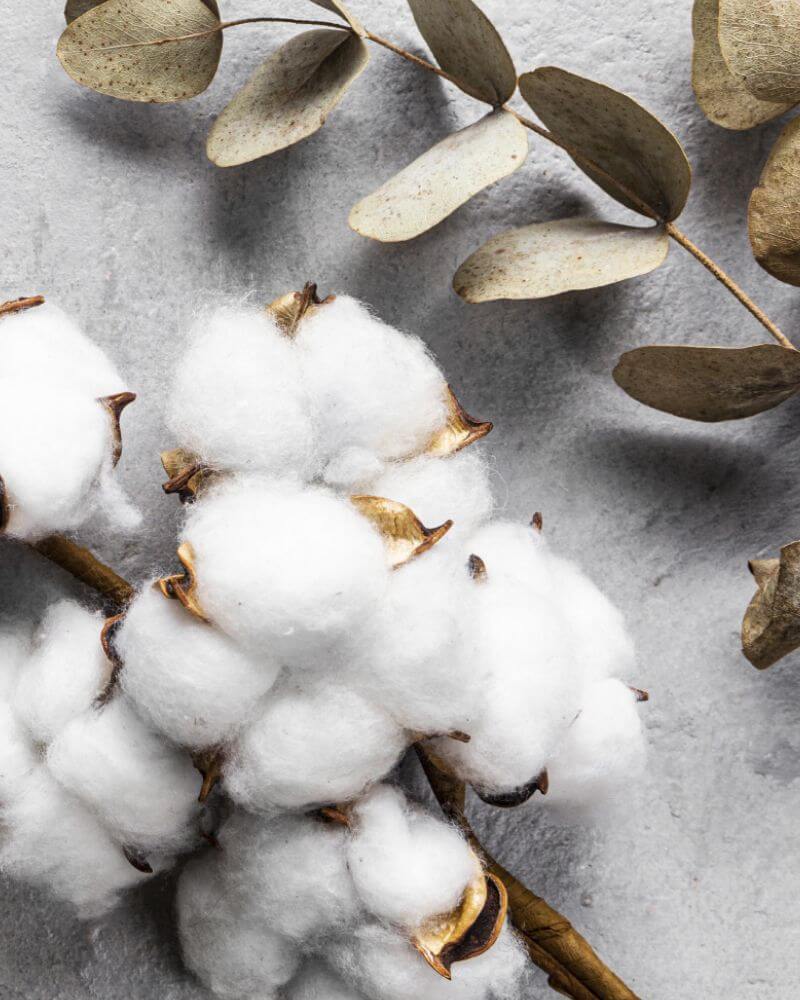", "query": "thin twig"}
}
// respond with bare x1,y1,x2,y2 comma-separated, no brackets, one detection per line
100,16,349,50
365,31,460,86
30,535,134,609
0,296,45,317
